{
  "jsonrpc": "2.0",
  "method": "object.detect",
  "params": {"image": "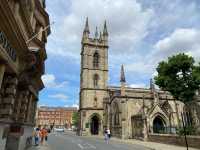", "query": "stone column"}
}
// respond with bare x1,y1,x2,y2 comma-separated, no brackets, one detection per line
0,64,5,89
143,117,148,141
18,91,29,123
121,98,128,139
25,94,33,123
32,99,37,124
0,75,18,120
